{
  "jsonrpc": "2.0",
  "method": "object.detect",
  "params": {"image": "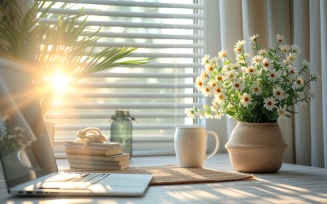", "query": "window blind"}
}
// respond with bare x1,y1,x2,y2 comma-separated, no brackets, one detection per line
42,0,204,157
